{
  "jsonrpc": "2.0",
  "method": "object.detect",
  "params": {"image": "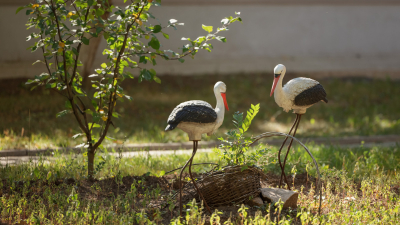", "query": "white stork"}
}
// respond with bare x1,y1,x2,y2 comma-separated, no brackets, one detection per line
165,81,229,215
270,64,328,189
